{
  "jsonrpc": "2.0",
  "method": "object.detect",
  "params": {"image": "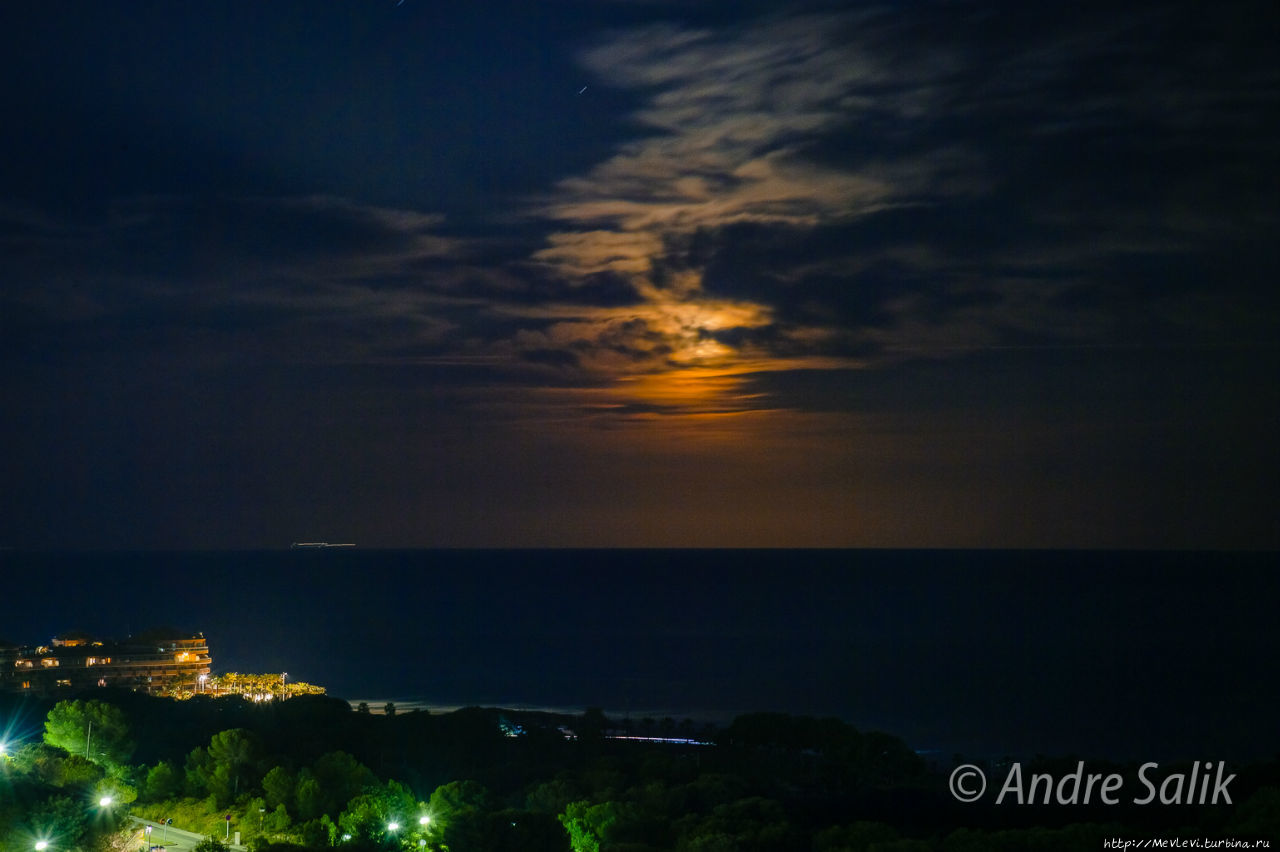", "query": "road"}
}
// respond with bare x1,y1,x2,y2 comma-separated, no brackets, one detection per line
128,816,247,851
